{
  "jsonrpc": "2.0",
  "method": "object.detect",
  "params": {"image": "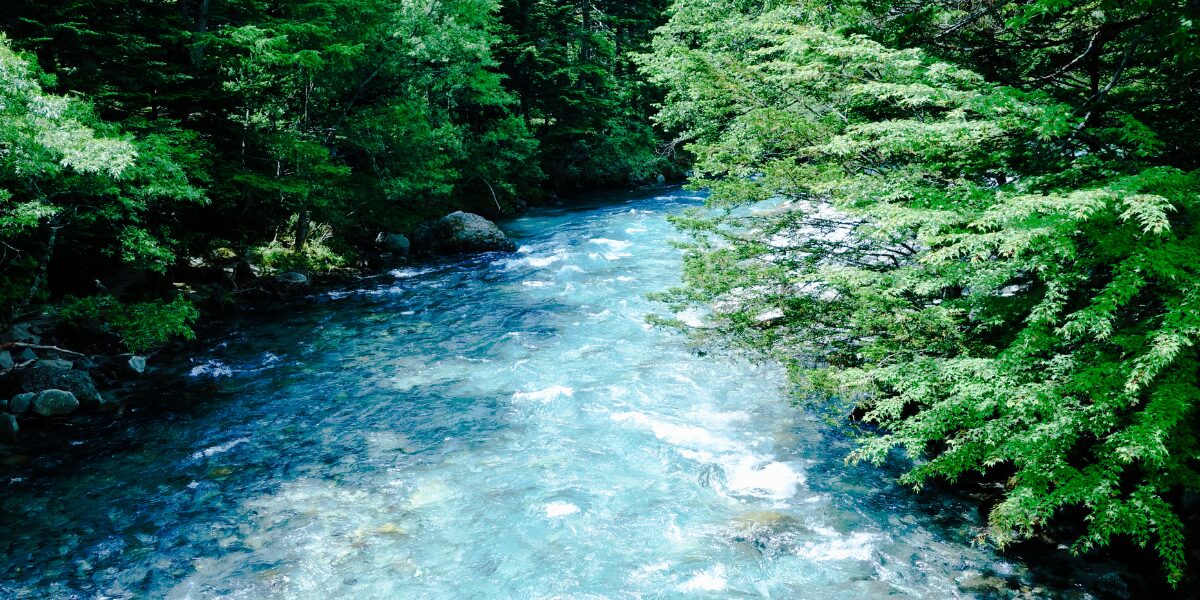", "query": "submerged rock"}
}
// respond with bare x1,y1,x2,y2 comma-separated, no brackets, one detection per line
32,389,79,417
0,351,13,370
412,211,515,255
957,572,1010,596
725,510,813,557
